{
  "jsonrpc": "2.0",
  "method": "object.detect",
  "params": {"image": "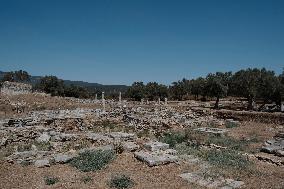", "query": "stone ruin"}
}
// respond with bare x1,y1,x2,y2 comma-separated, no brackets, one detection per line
1,81,32,95
261,132,284,157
